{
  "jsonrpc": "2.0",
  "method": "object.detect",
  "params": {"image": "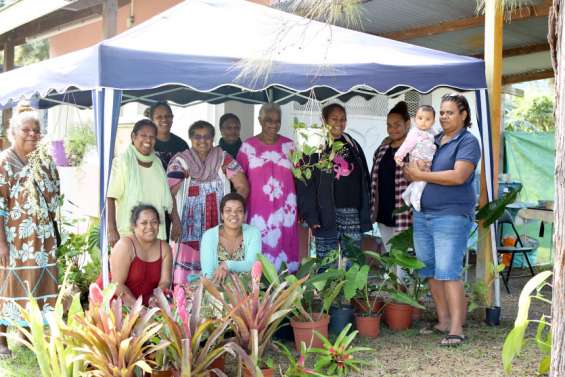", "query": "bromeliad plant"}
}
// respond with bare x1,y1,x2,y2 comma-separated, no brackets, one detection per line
7,275,86,377
310,323,372,376
153,284,253,377
202,261,306,374
63,283,168,377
